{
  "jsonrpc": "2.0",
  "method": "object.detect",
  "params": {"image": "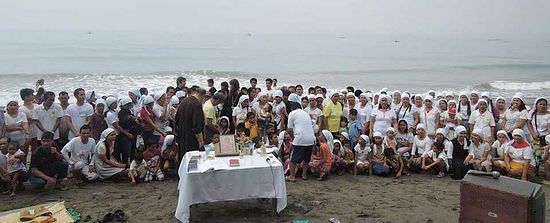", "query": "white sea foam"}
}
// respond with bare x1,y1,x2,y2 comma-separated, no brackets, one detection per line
489,81,550,91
